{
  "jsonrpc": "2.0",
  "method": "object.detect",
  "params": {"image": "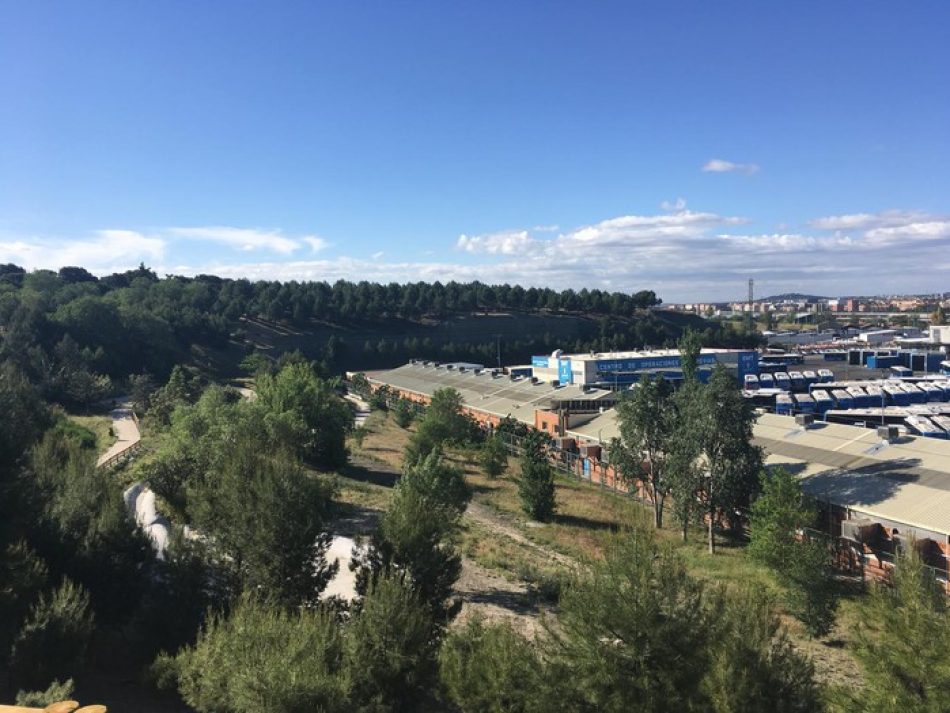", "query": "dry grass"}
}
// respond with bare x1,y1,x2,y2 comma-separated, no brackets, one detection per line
343,408,865,688
69,414,118,453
